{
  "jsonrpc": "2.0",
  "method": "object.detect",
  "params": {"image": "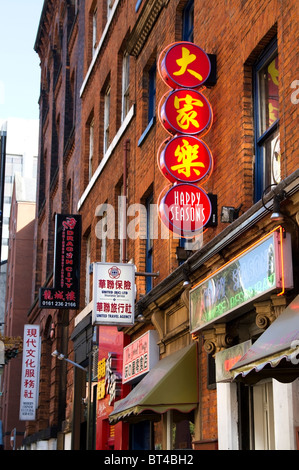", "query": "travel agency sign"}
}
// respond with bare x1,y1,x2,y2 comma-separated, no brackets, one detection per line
158,42,213,237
